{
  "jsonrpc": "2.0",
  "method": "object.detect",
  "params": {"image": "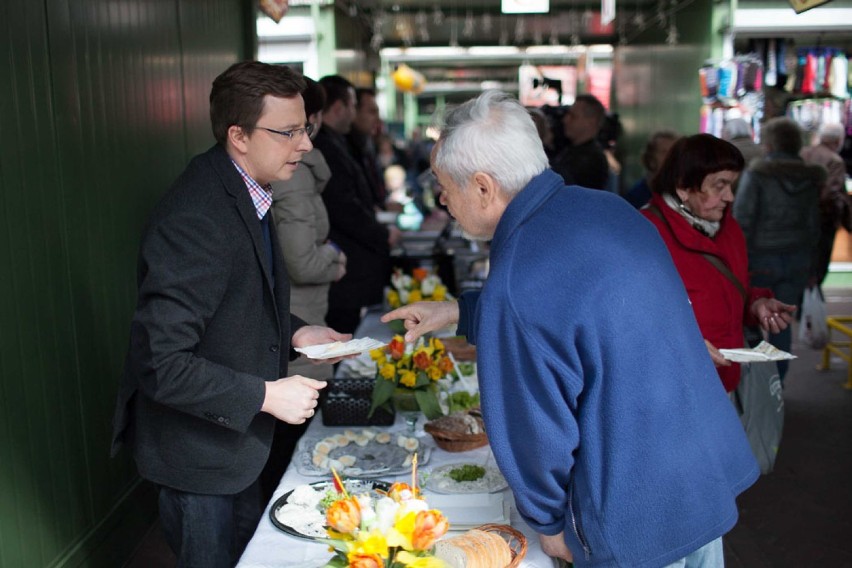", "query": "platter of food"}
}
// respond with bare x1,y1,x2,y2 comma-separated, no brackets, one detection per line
425,462,508,495
270,479,391,540
294,428,431,478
